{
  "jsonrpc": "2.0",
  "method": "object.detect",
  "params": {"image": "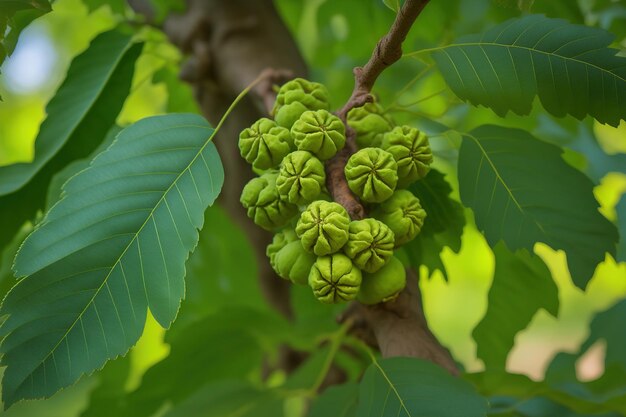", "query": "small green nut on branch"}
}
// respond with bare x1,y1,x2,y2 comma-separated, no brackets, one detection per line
266,229,298,269
309,253,362,304
357,256,406,305
240,171,298,231
272,241,316,285
382,126,433,187
238,118,292,170
272,78,330,128
344,218,395,273
291,109,346,160
373,190,426,246
276,151,326,205
347,102,394,148
296,200,350,256
345,147,398,203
